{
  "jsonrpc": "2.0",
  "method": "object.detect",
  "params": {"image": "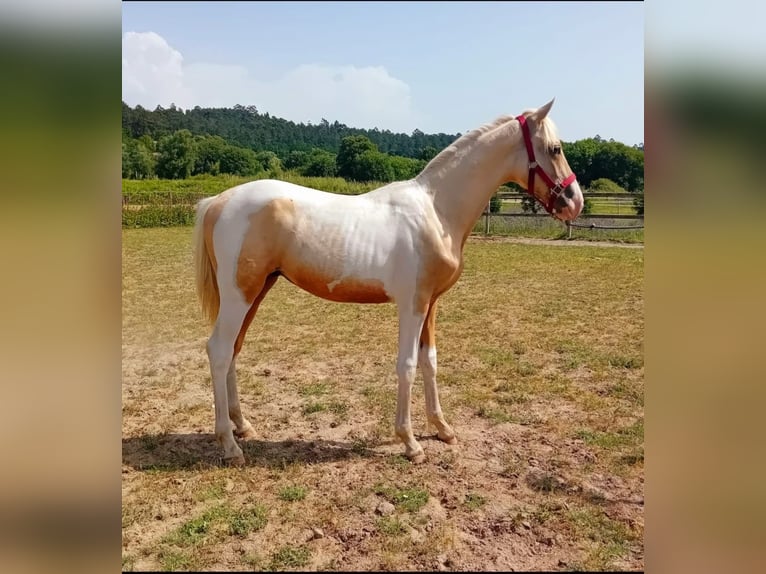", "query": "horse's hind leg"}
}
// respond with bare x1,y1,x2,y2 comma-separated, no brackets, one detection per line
207,296,251,465
227,273,279,440
419,301,457,444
